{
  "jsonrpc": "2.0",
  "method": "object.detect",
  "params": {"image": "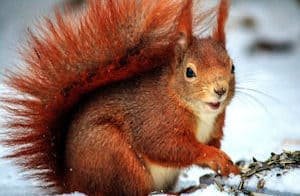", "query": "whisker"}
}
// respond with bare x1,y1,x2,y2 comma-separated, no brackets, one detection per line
235,90,269,112
232,93,252,107
193,91,206,97
235,70,265,78
236,79,261,85
236,86,279,103
235,71,275,84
